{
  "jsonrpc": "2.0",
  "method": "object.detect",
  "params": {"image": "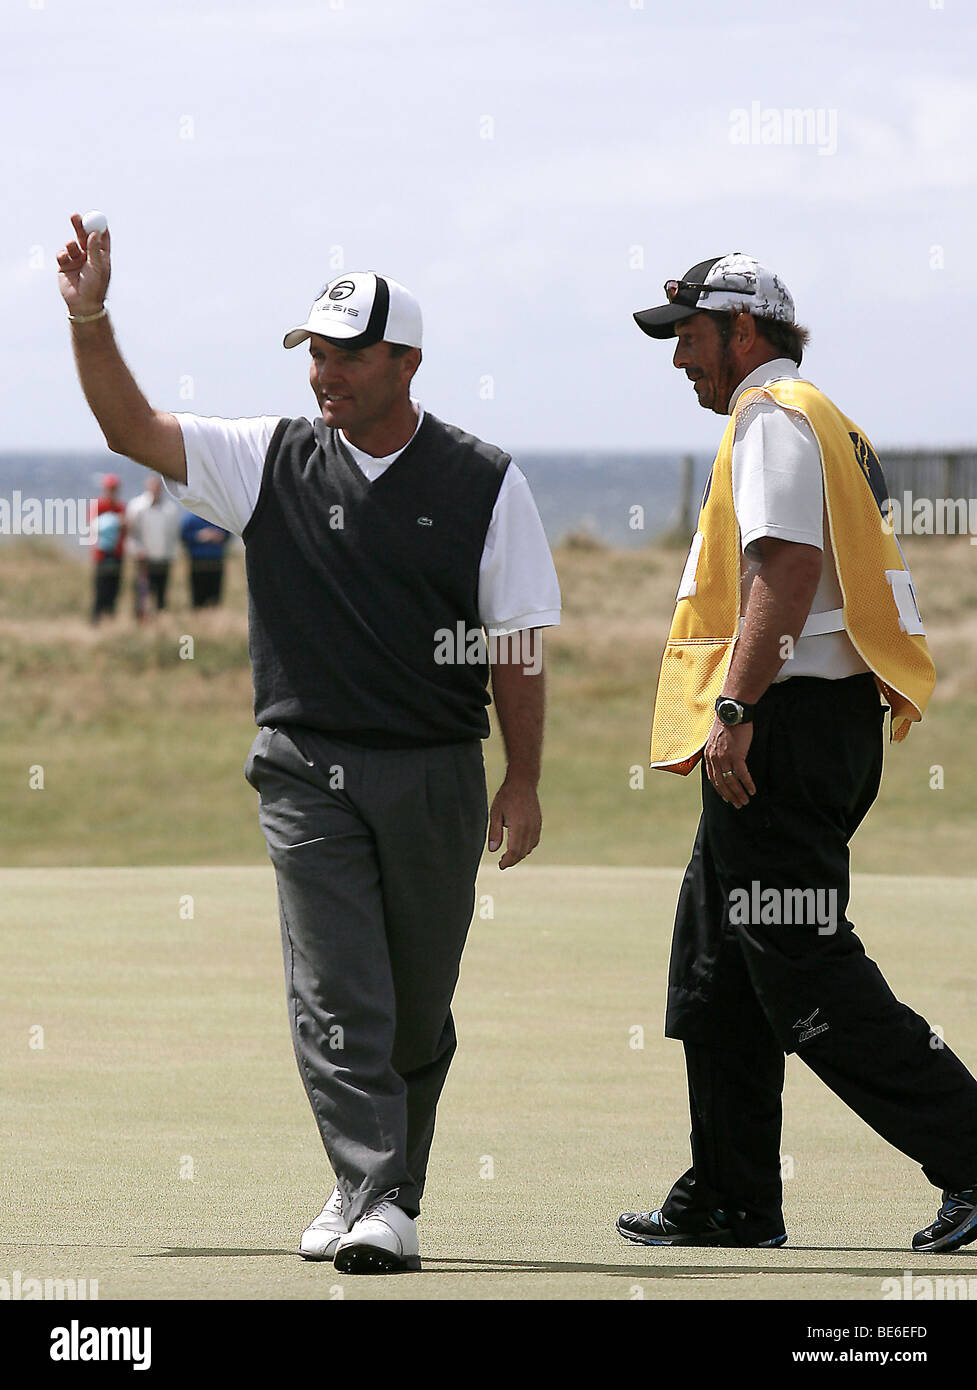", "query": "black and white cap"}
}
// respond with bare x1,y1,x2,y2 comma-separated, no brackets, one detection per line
634,253,795,339
283,272,423,351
